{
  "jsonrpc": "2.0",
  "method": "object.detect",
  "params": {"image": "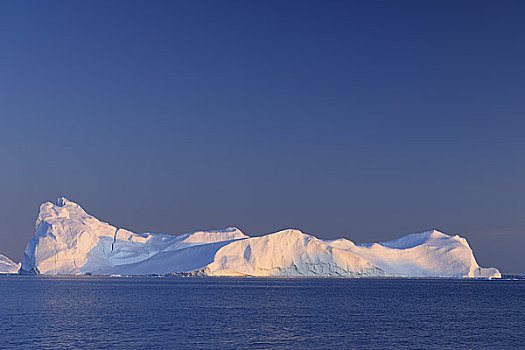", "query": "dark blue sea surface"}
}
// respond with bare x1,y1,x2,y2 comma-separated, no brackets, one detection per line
0,276,524,349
